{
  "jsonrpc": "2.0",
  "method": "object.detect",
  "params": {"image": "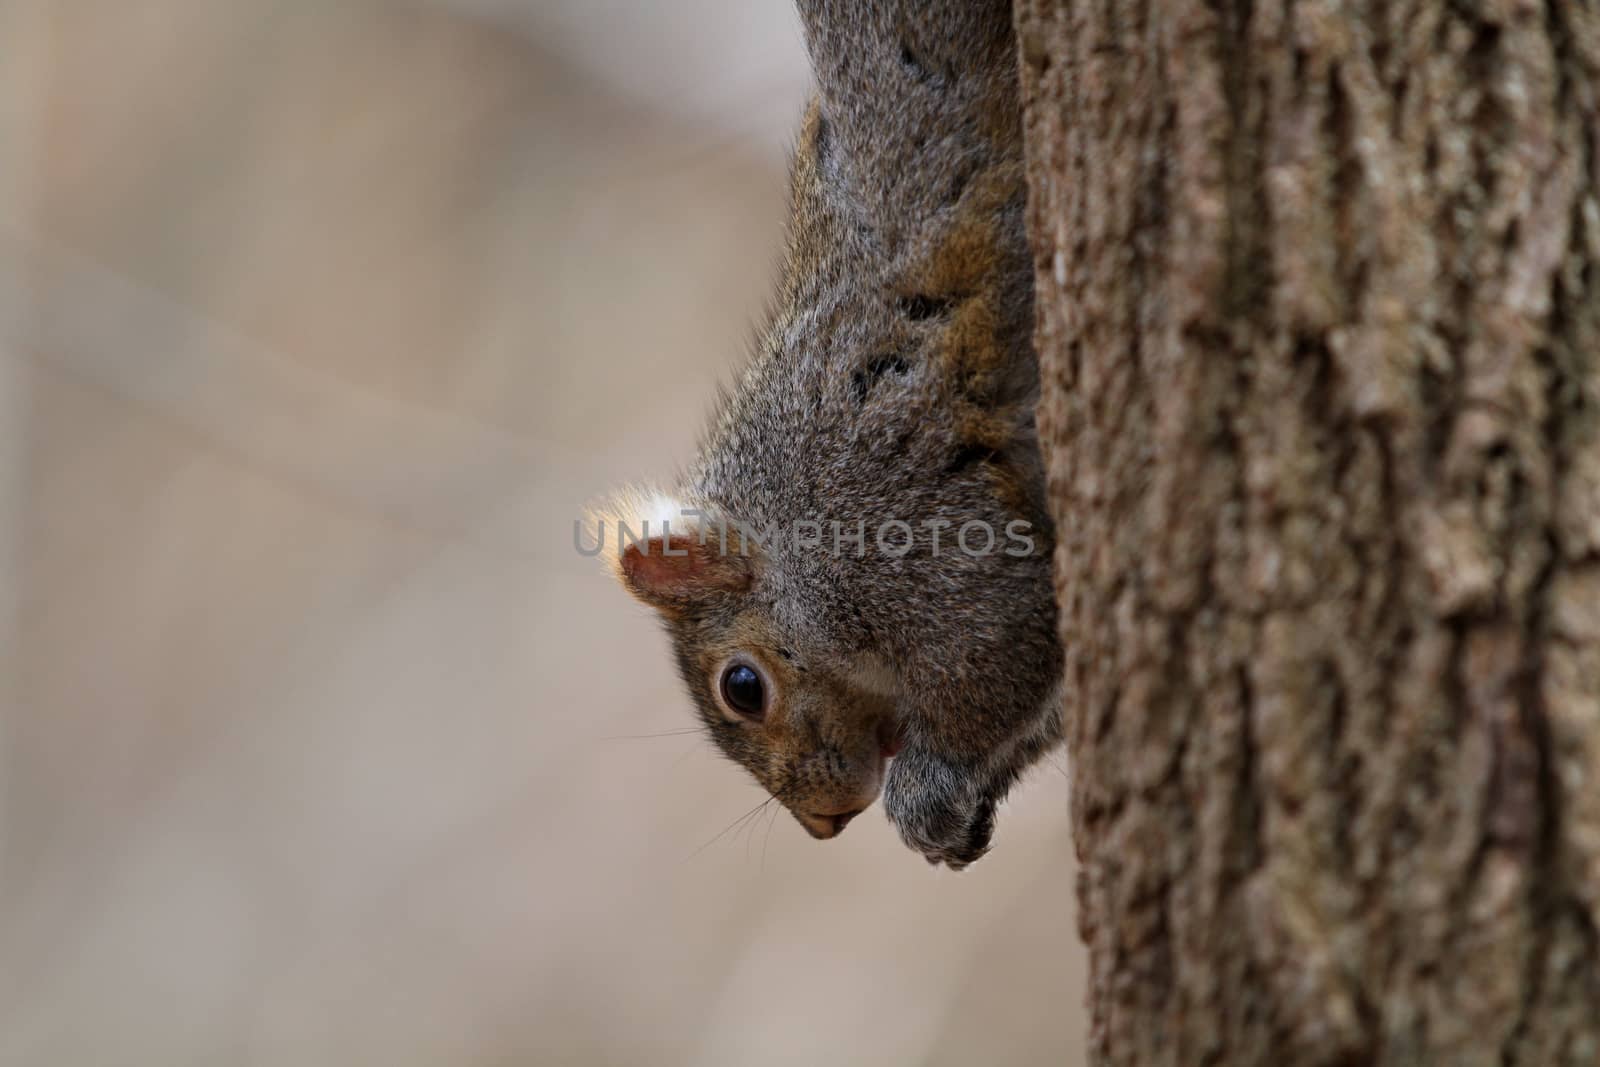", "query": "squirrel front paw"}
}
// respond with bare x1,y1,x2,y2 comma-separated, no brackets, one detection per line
883,748,997,870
